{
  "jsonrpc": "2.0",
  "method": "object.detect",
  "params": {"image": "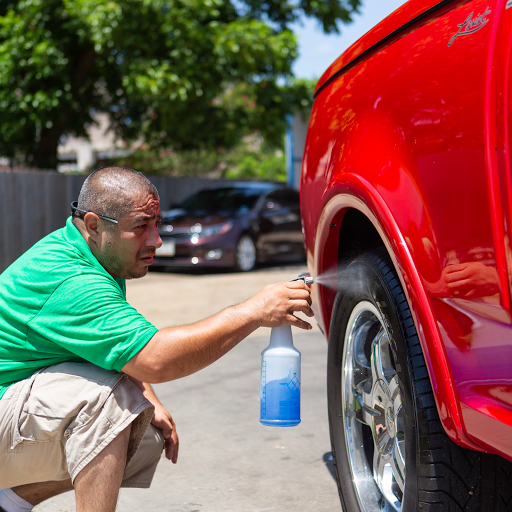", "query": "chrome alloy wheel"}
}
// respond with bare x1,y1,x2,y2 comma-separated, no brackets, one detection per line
236,235,256,271
342,301,406,512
